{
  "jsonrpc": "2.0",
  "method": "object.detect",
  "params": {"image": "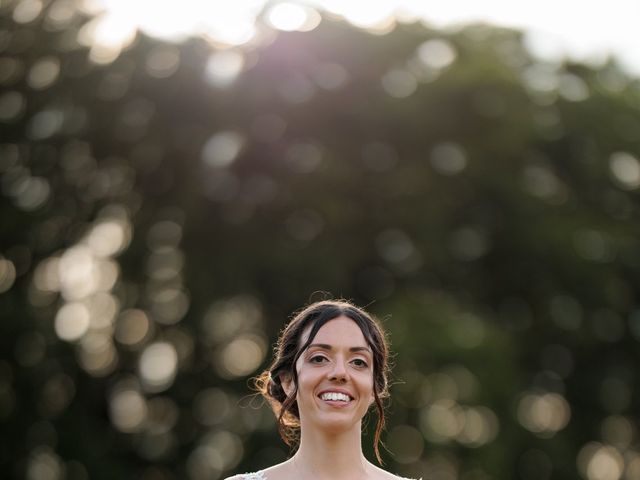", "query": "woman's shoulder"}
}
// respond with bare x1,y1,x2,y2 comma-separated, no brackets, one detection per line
222,472,266,480
225,474,420,480
389,474,422,480
369,463,421,480
225,466,420,480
